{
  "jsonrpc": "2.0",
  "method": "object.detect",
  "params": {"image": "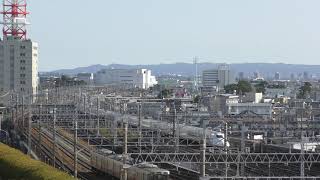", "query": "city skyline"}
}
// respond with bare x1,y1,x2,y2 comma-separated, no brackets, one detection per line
28,0,320,71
